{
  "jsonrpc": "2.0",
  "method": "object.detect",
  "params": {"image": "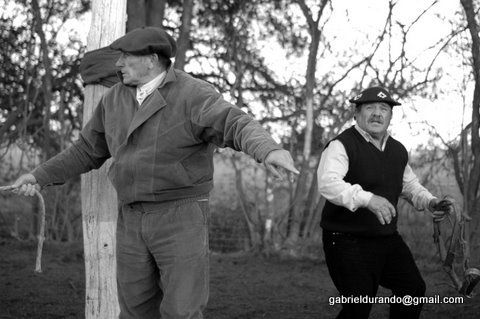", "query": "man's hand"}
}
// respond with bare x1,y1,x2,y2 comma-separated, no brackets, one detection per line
429,197,454,222
366,195,396,225
0,173,39,196
264,149,300,180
